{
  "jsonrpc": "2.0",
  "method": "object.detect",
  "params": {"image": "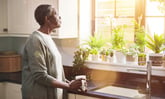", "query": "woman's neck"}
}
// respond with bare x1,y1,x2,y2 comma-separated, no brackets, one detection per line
38,26,52,34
